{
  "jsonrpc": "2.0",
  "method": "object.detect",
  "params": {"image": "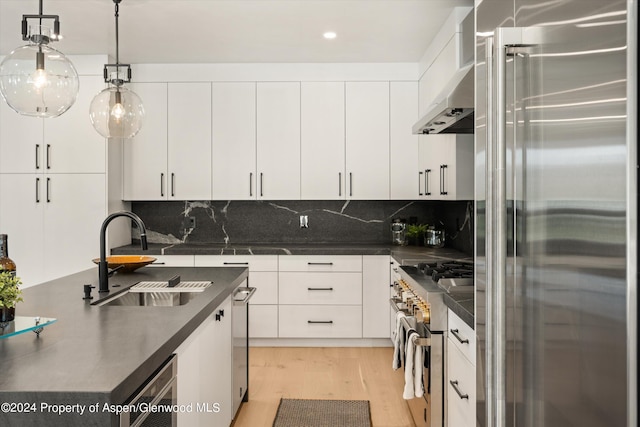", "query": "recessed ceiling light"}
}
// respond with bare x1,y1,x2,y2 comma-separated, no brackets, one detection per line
323,32,337,40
